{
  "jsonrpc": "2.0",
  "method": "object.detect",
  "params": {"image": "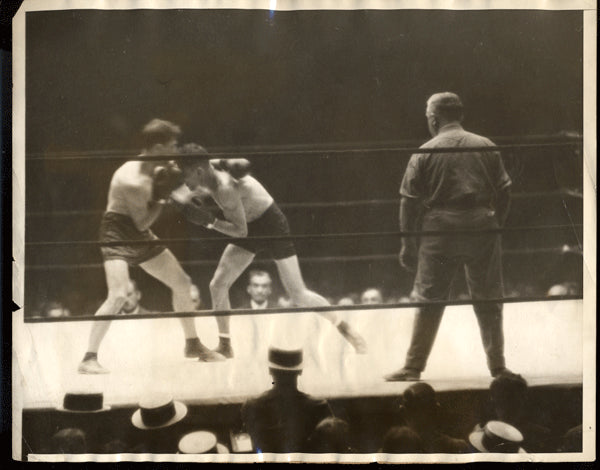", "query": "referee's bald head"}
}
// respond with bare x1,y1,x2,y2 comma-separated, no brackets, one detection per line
426,92,464,122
